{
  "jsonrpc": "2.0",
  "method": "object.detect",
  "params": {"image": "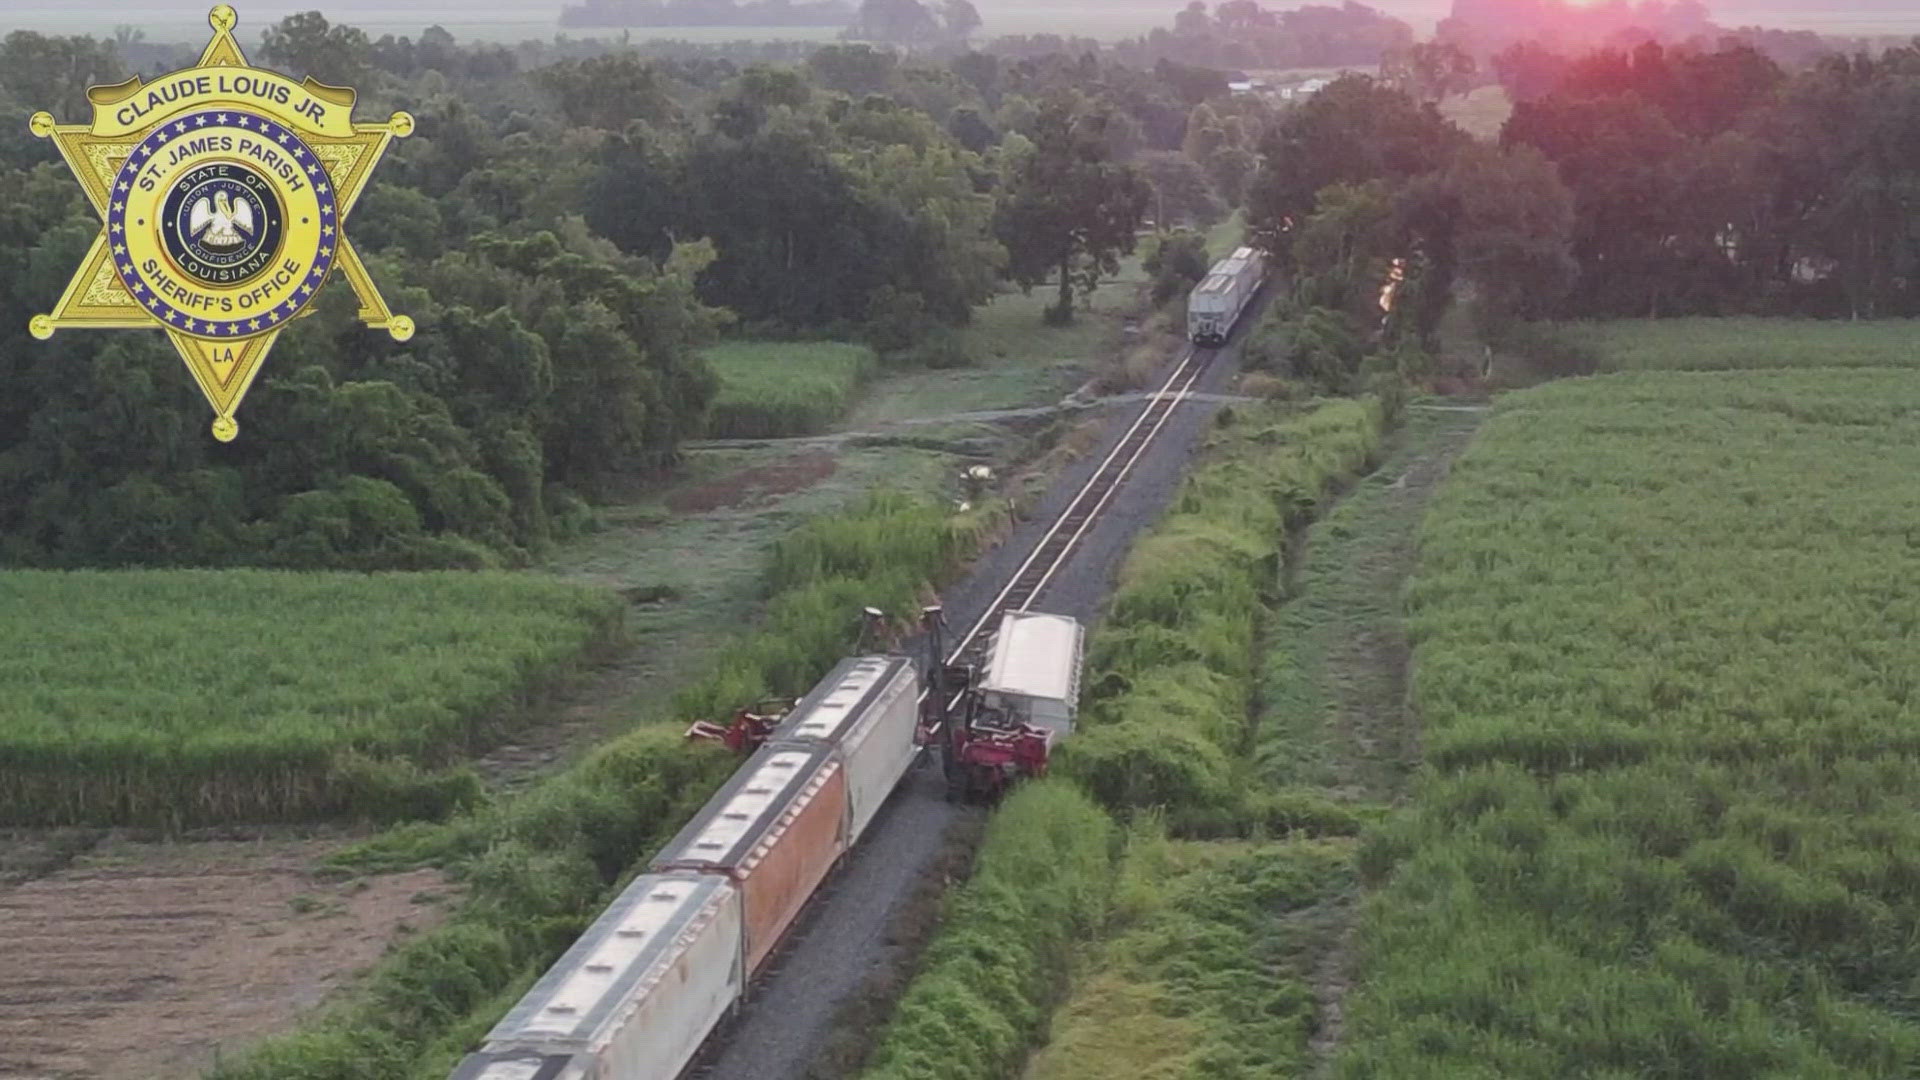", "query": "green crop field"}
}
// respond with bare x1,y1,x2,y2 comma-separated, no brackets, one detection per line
0,570,621,827
702,340,878,438
1564,317,1920,372
1338,369,1920,1076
